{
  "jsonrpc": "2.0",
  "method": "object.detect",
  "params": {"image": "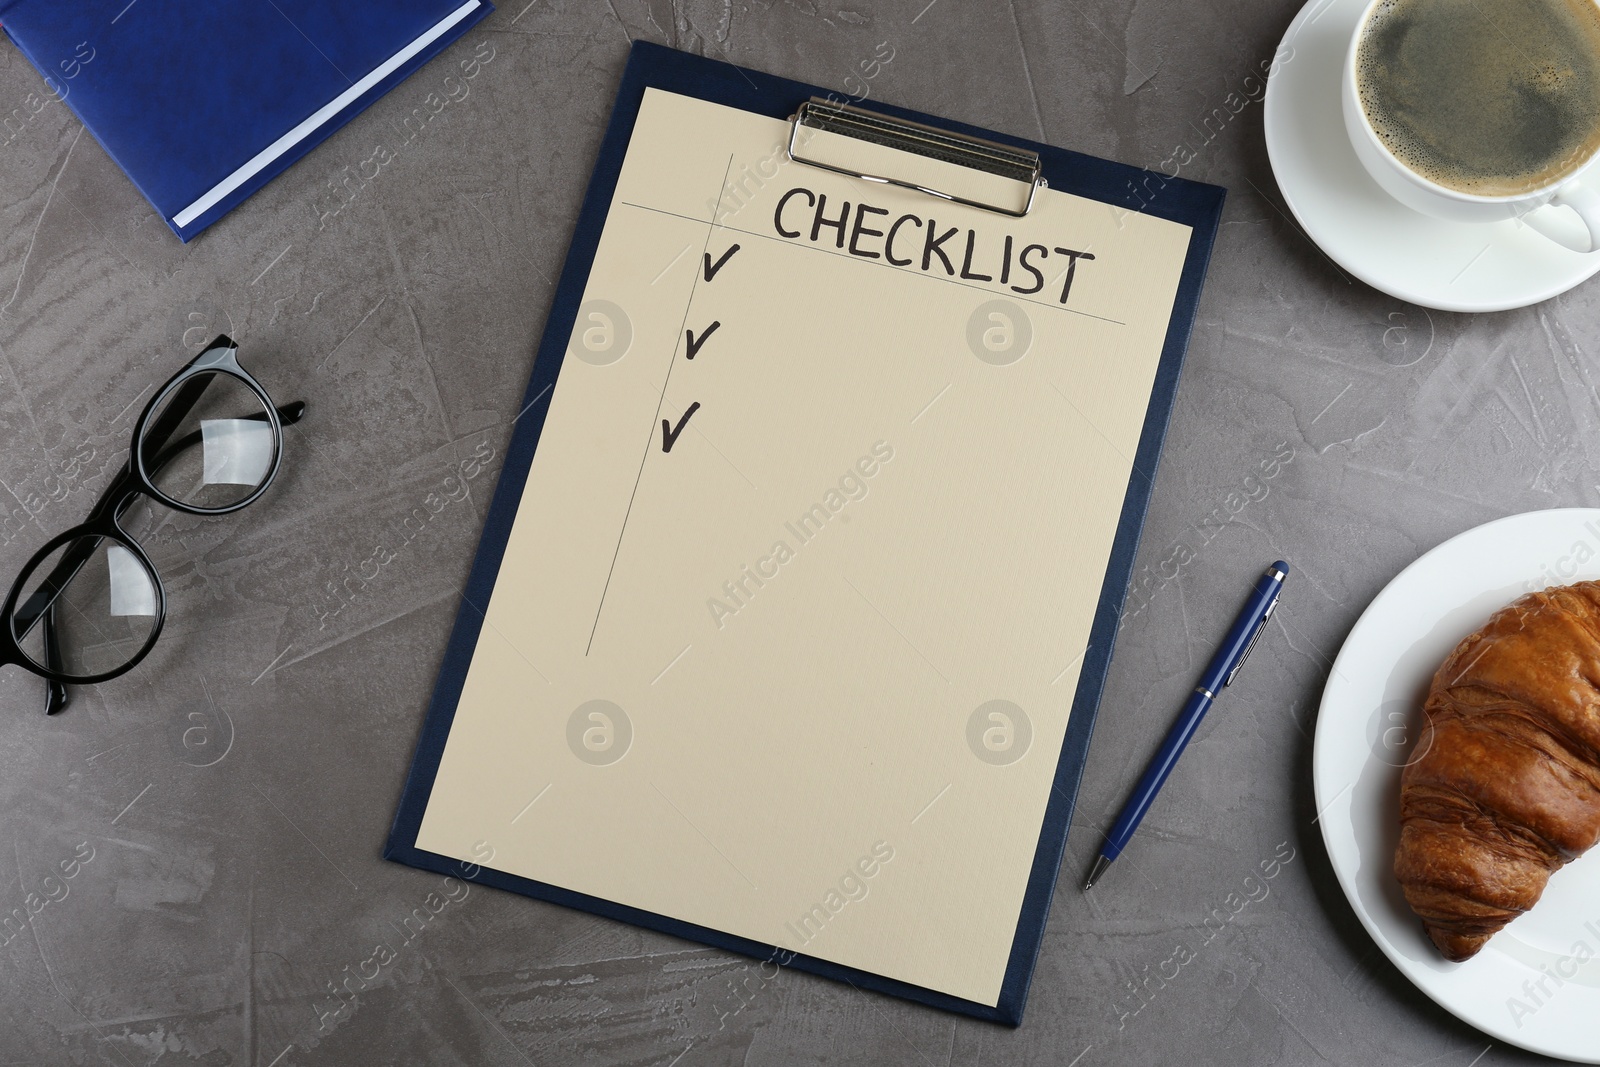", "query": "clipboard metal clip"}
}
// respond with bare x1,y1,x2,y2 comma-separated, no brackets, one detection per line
786,97,1047,218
